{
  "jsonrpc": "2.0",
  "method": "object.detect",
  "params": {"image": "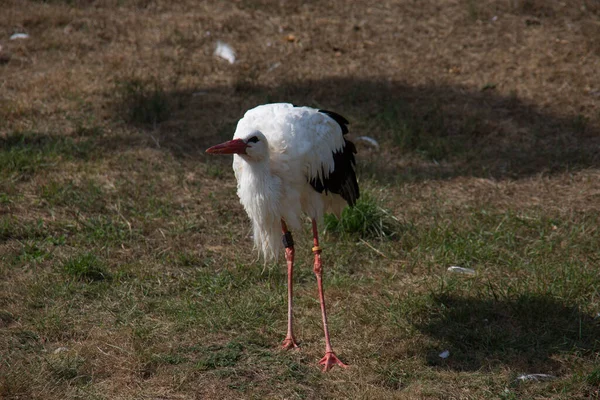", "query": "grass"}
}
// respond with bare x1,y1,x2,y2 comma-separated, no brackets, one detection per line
115,77,171,127
0,132,94,180
40,179,106,212
324,192,400,239
373,100,486,163
62,253,111,282
1,0,600,399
